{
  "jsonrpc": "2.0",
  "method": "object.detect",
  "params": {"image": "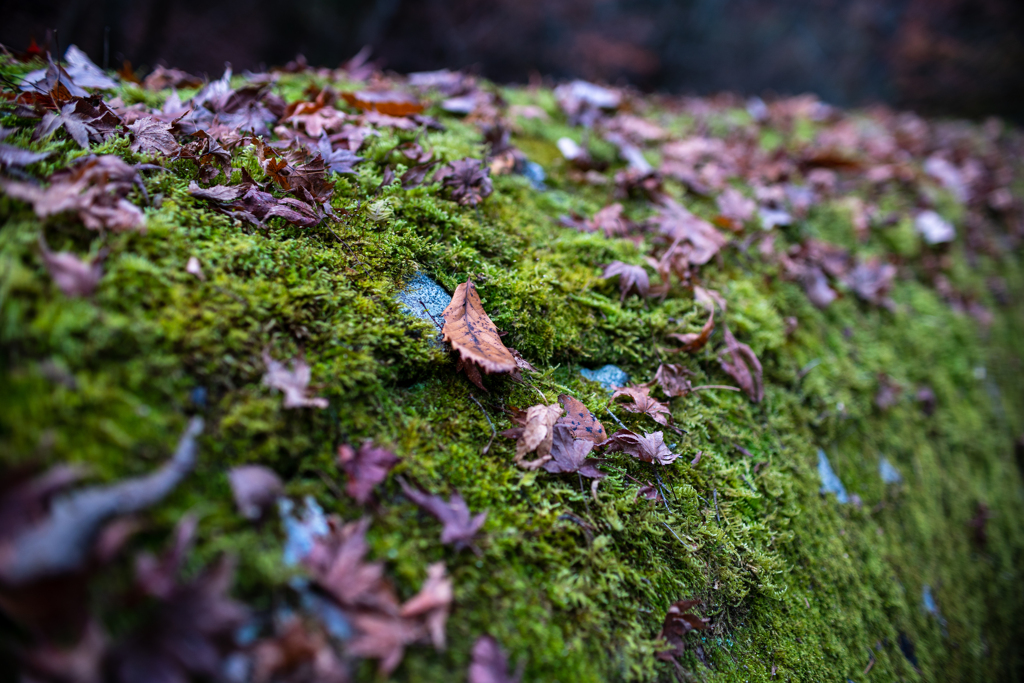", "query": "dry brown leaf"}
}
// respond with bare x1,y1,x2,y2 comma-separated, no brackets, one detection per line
597,429,678,465
399,562,452,651
656,599,709,663
667,307,714,353
603,261,650,302
649,364,694,398
342,91,424,116
557,394,607,442
503,403,563,469
719,326,764,403
611,386,671,425
442,279,517,390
